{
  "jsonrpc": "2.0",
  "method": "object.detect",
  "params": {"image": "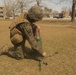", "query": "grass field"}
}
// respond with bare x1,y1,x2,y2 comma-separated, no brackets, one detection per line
0,20,76,75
